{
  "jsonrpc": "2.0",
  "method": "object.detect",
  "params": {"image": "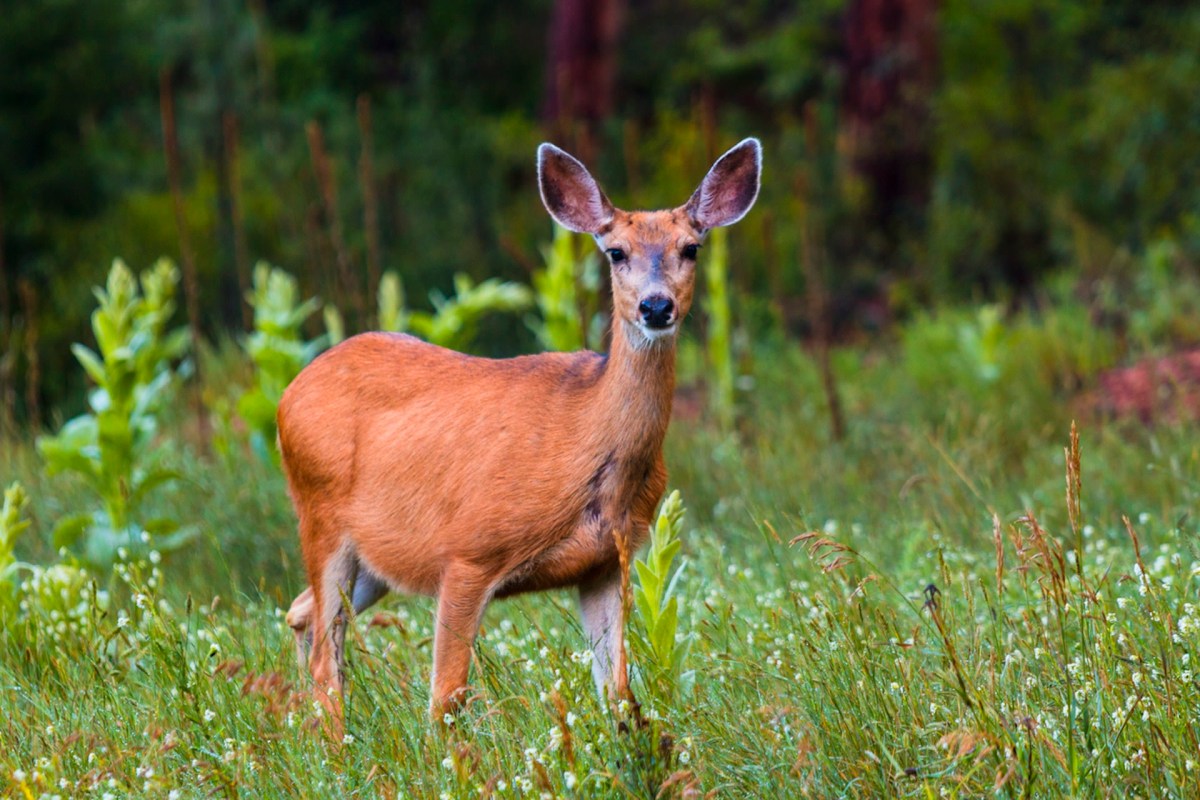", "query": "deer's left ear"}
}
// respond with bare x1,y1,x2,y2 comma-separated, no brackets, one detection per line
538,143,615,234
685,138,762,231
